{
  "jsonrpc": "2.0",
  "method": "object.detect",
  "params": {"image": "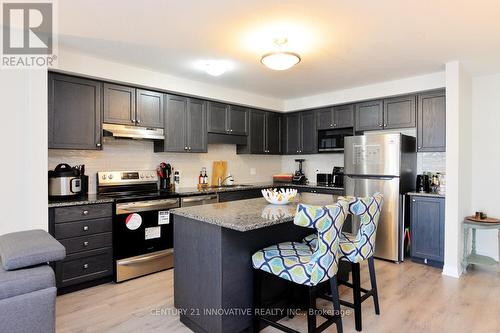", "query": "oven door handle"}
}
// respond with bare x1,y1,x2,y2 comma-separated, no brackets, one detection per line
181,194,218,203
119,249,173,266
116,199,179,214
